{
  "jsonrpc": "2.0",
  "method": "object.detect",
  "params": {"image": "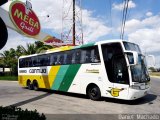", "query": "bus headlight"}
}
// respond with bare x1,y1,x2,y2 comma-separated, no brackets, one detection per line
130,85,141,90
